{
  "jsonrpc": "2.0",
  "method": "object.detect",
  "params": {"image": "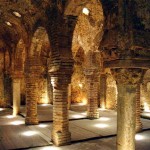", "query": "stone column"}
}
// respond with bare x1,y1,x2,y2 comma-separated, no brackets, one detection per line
12,78,21,116
84,50,99,119
0,72,4,107
4,73,12,107
84,68,99,119
111,68,144,150
25,58,42,125
51,75,71,146
48,76,53,105
67,84,71,110
100,73,107,109
136,83,142,132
